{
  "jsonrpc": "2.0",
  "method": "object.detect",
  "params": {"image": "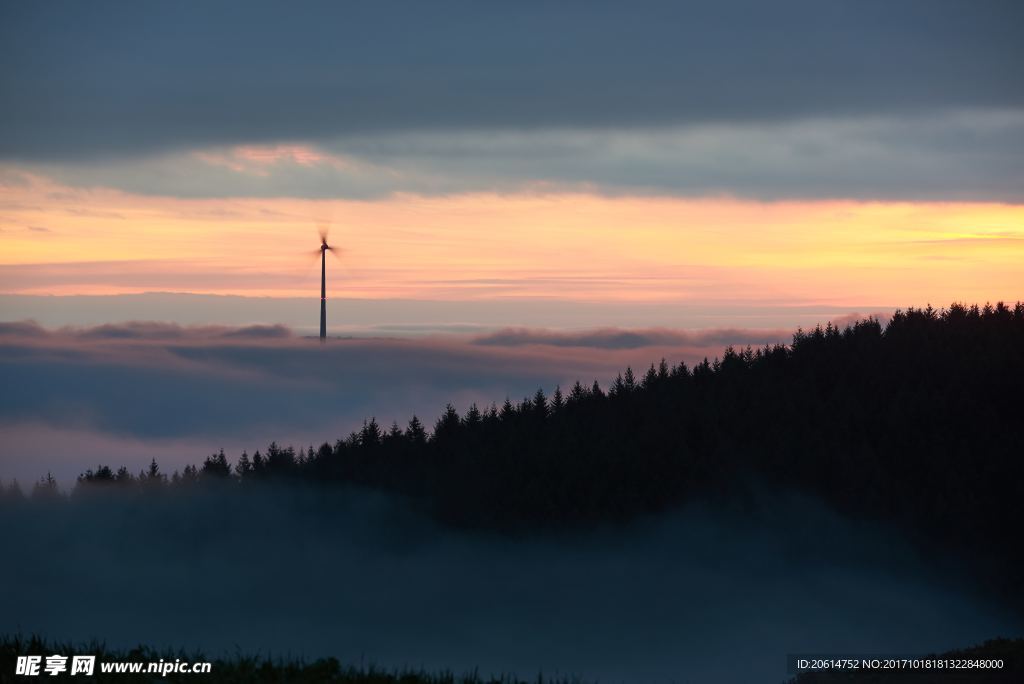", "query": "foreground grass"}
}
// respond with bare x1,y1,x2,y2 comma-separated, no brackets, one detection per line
0,634,588,683
4,634,1022,683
